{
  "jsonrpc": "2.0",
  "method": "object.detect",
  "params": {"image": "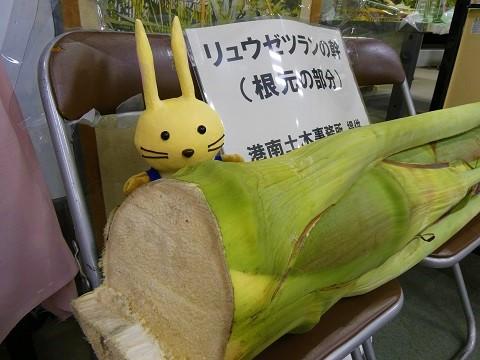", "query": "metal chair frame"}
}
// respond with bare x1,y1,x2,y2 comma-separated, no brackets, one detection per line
39,31,101,289
375,38,480,359
399,77,477,360
421,242,479,359
371,38,478,359
345,37,415,360
359,44,478,359
323,292,404,360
